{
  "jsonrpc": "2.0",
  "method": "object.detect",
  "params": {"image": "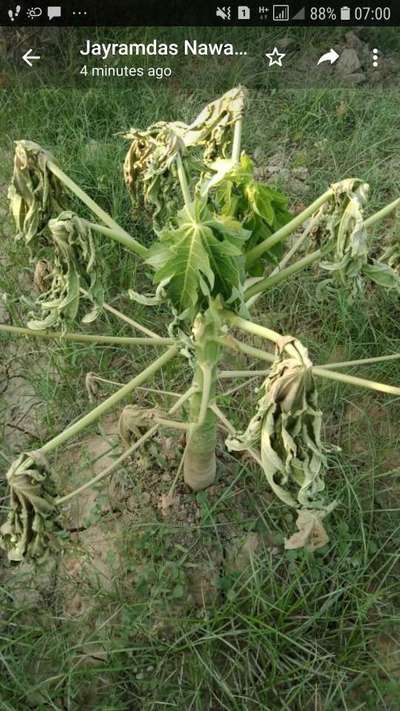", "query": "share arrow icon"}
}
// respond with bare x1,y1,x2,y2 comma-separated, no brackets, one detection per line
317,49,340,66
